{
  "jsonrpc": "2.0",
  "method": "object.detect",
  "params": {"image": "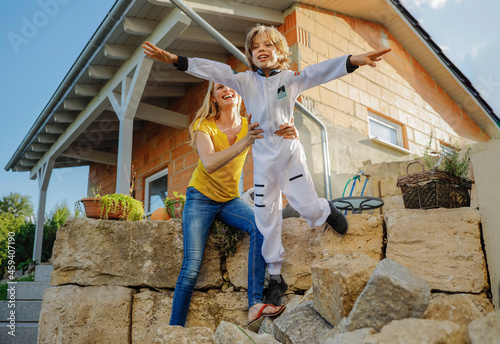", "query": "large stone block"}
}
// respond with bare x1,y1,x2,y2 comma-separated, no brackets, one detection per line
132,289,248,339
38,285,134,344
214,321,279,343
227,215,383,291
468,310,500,344
153,326,214,344
363,319,465,344
385,208,488,293
424,293,485,342
273,301,333,344
311,253,378,326
51,218,222,289
344,258,431,332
